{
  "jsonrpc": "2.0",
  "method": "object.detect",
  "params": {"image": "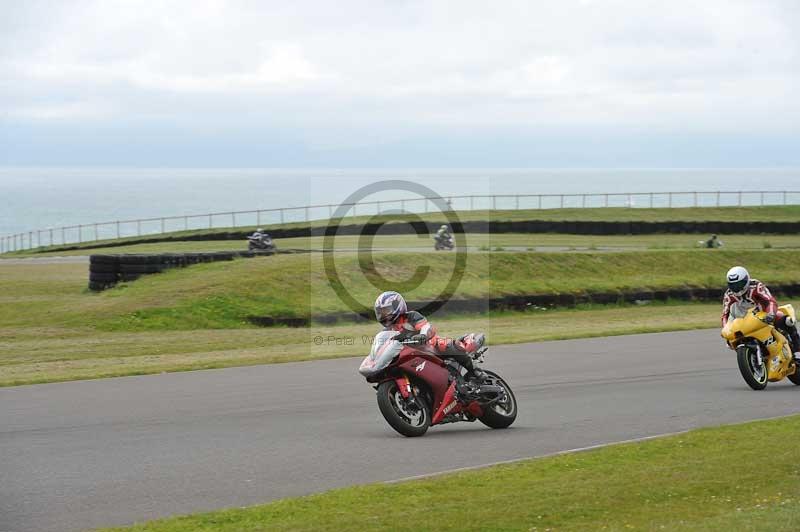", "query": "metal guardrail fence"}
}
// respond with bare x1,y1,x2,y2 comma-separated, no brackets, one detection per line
2,190,799,253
